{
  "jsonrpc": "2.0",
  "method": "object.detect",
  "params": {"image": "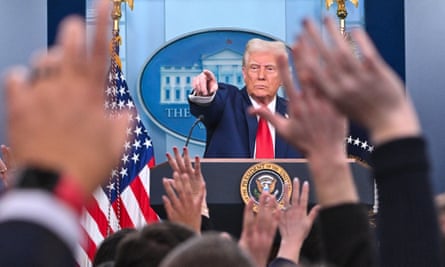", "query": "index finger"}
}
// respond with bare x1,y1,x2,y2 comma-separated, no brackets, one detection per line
0,145,13,169
277,54,299,103
90,0,110,80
